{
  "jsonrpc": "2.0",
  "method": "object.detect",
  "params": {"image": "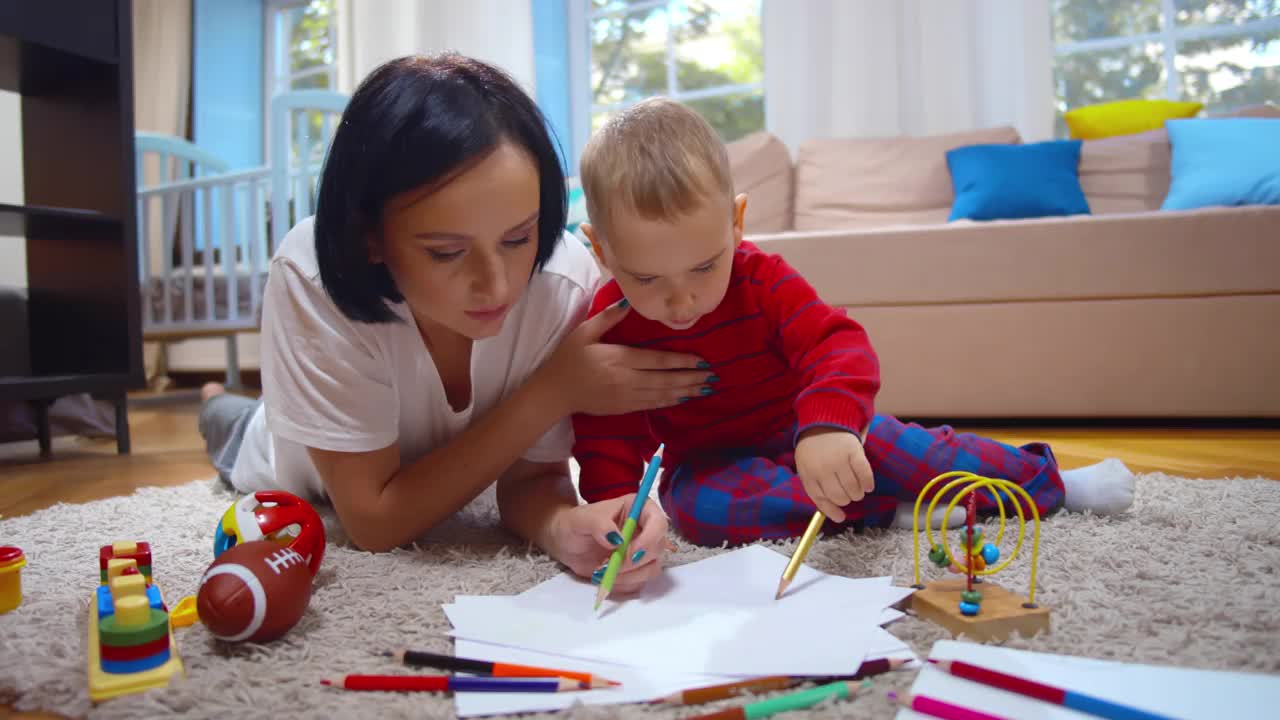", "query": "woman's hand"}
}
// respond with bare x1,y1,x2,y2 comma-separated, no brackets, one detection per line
540,300,714,416
547,493,673,595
